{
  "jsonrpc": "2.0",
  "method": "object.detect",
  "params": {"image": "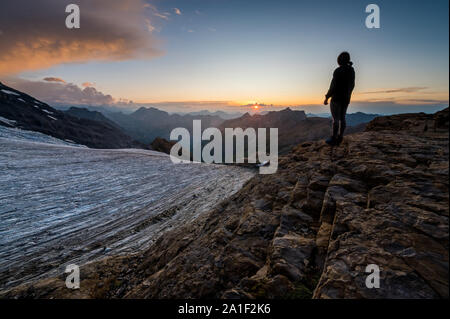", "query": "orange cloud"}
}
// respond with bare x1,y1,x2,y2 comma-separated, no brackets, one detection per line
359,87,429,94
0,0,163,76
43,77,66,83
82,82,95,88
